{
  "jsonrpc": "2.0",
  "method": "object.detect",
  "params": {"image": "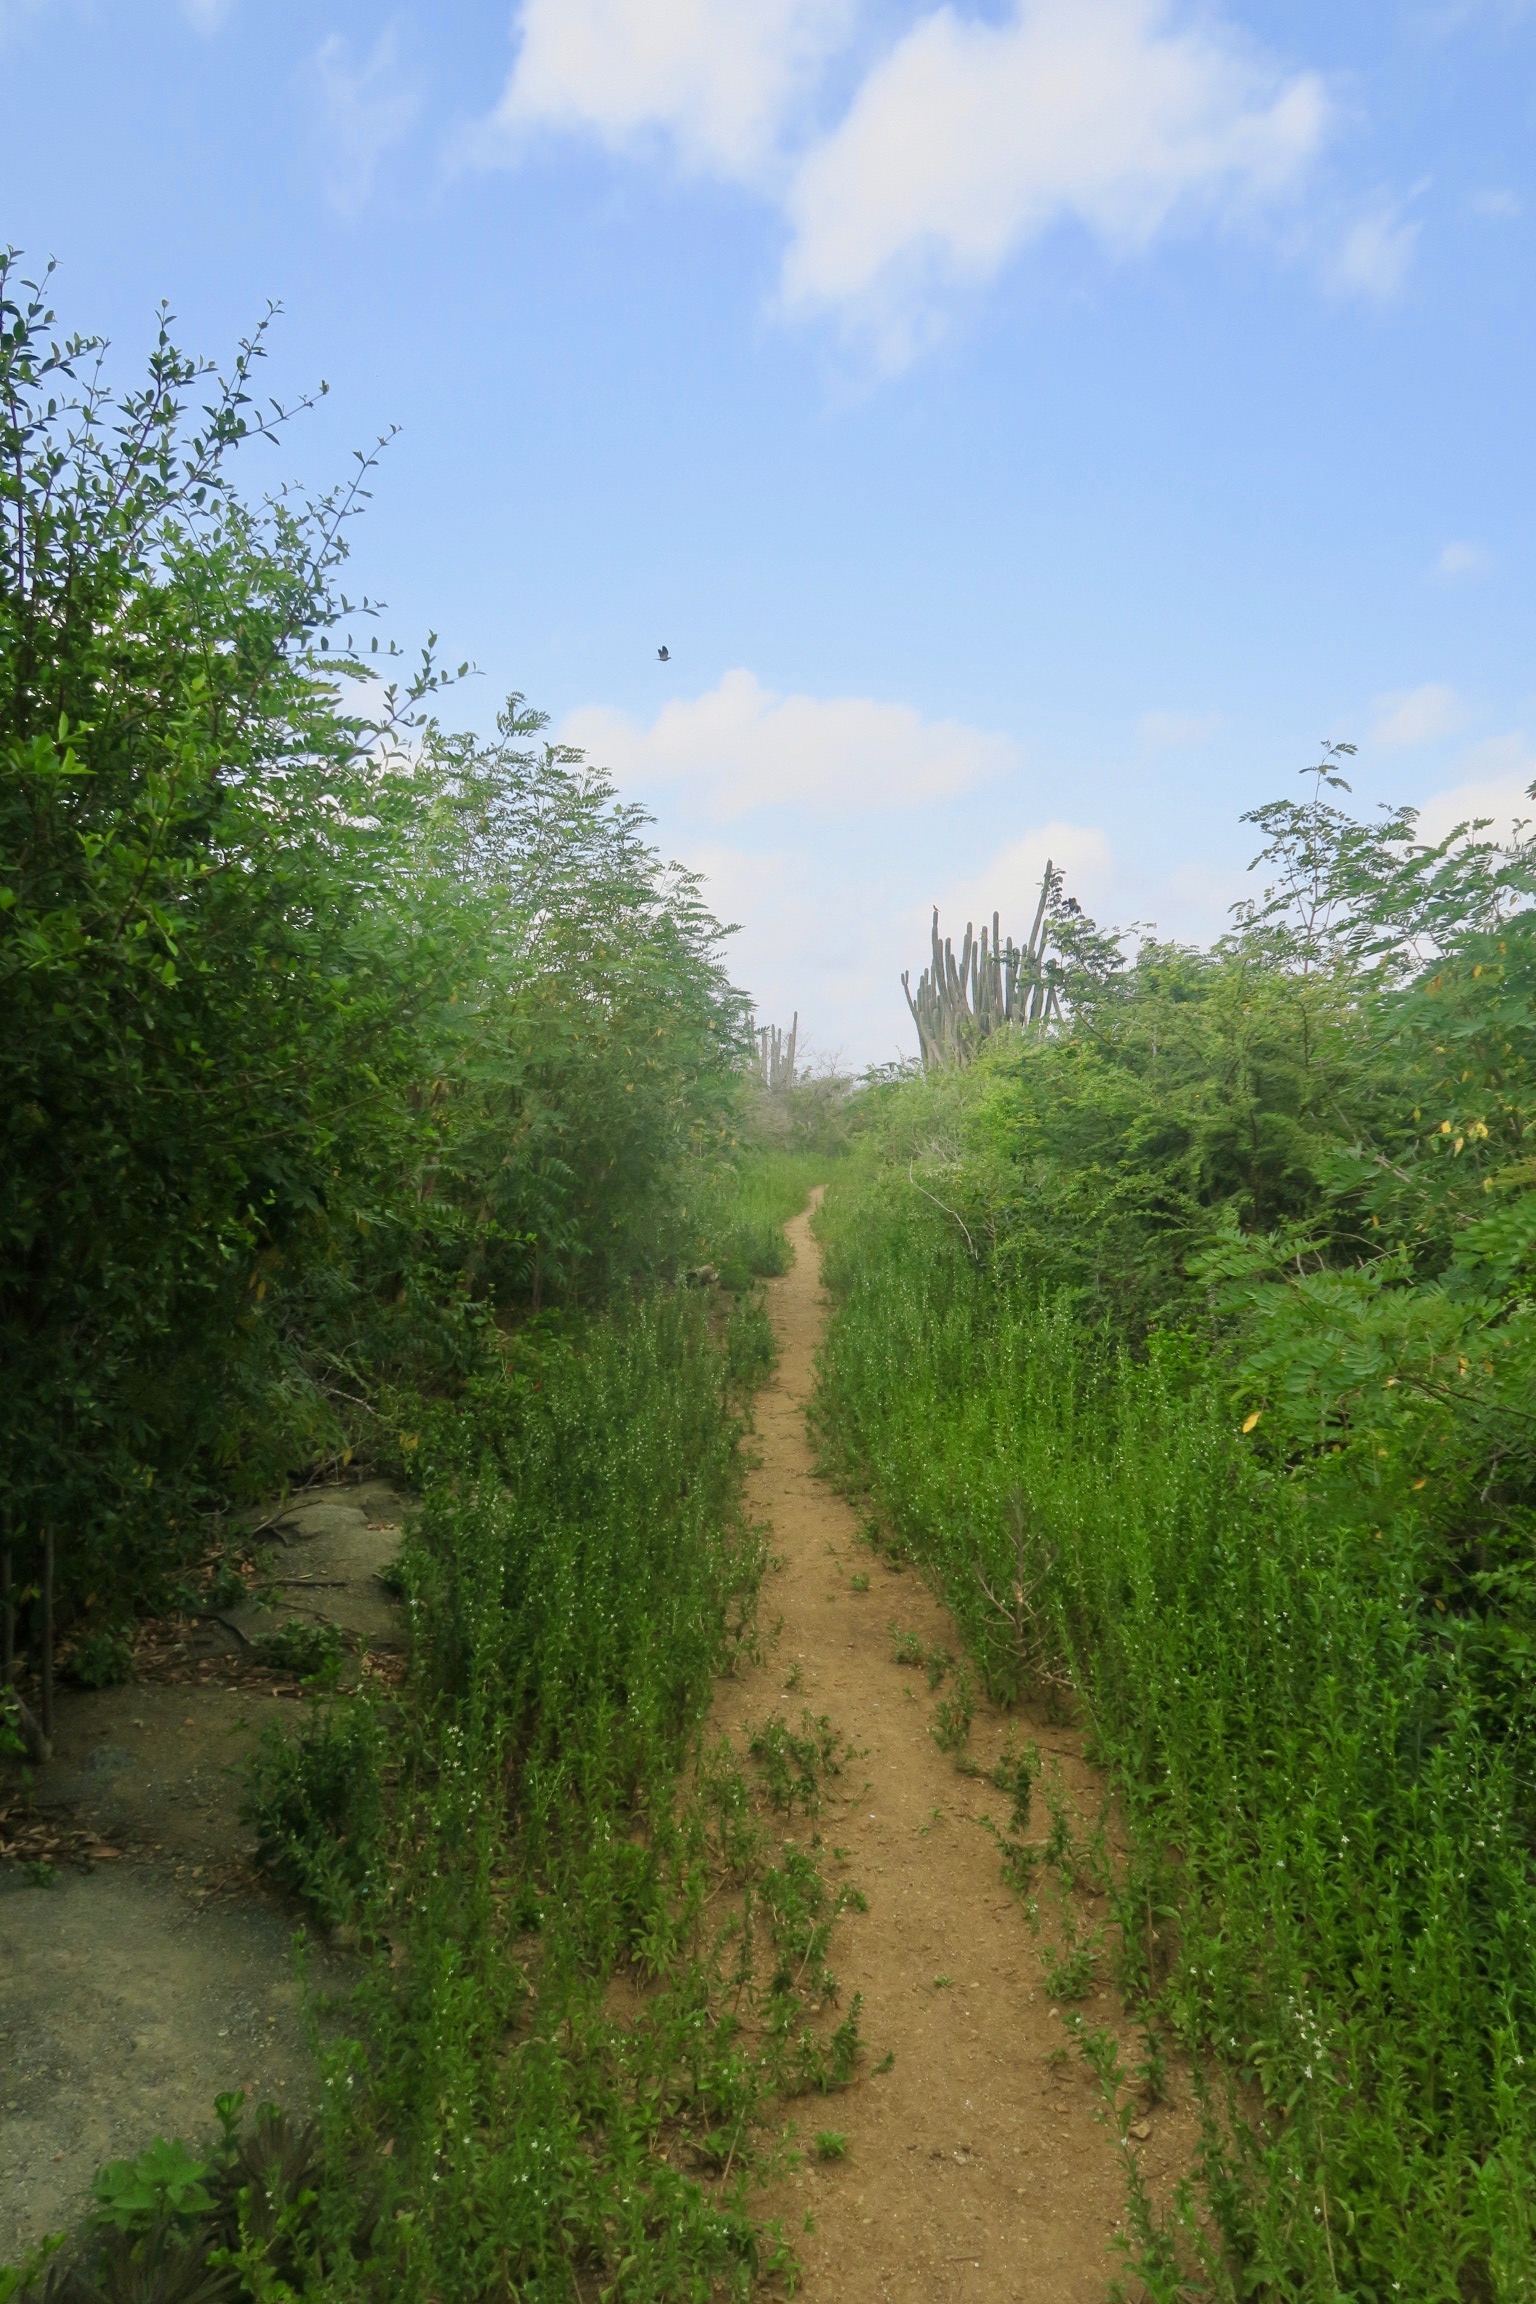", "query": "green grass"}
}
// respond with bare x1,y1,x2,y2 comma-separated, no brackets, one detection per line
243,1291,863,2300
696,1150,827,1289
9,1192,860,2302
814,1163,1536,2300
